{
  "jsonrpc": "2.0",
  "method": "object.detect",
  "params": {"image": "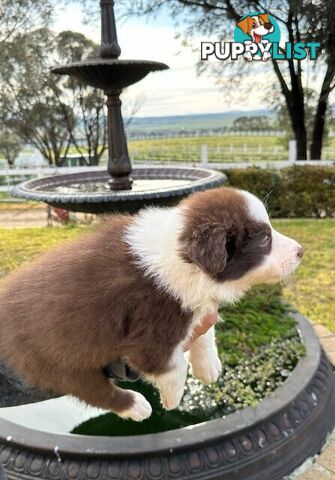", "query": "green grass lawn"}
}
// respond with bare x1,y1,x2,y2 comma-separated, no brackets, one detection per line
0,219,334,332
274,219,335,332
